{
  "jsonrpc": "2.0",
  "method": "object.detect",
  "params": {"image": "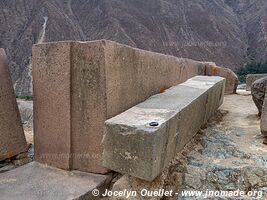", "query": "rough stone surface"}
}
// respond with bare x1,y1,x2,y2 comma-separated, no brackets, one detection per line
261,90,267,137
107,92,267,200
251,76,267,116
0,162,112,200
0,48,27,161
70,42,107,174
205,62,238,94
103,76,225,181
104,41,206,119
33,42,72,170
246,74,267,91
32,40,206,174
